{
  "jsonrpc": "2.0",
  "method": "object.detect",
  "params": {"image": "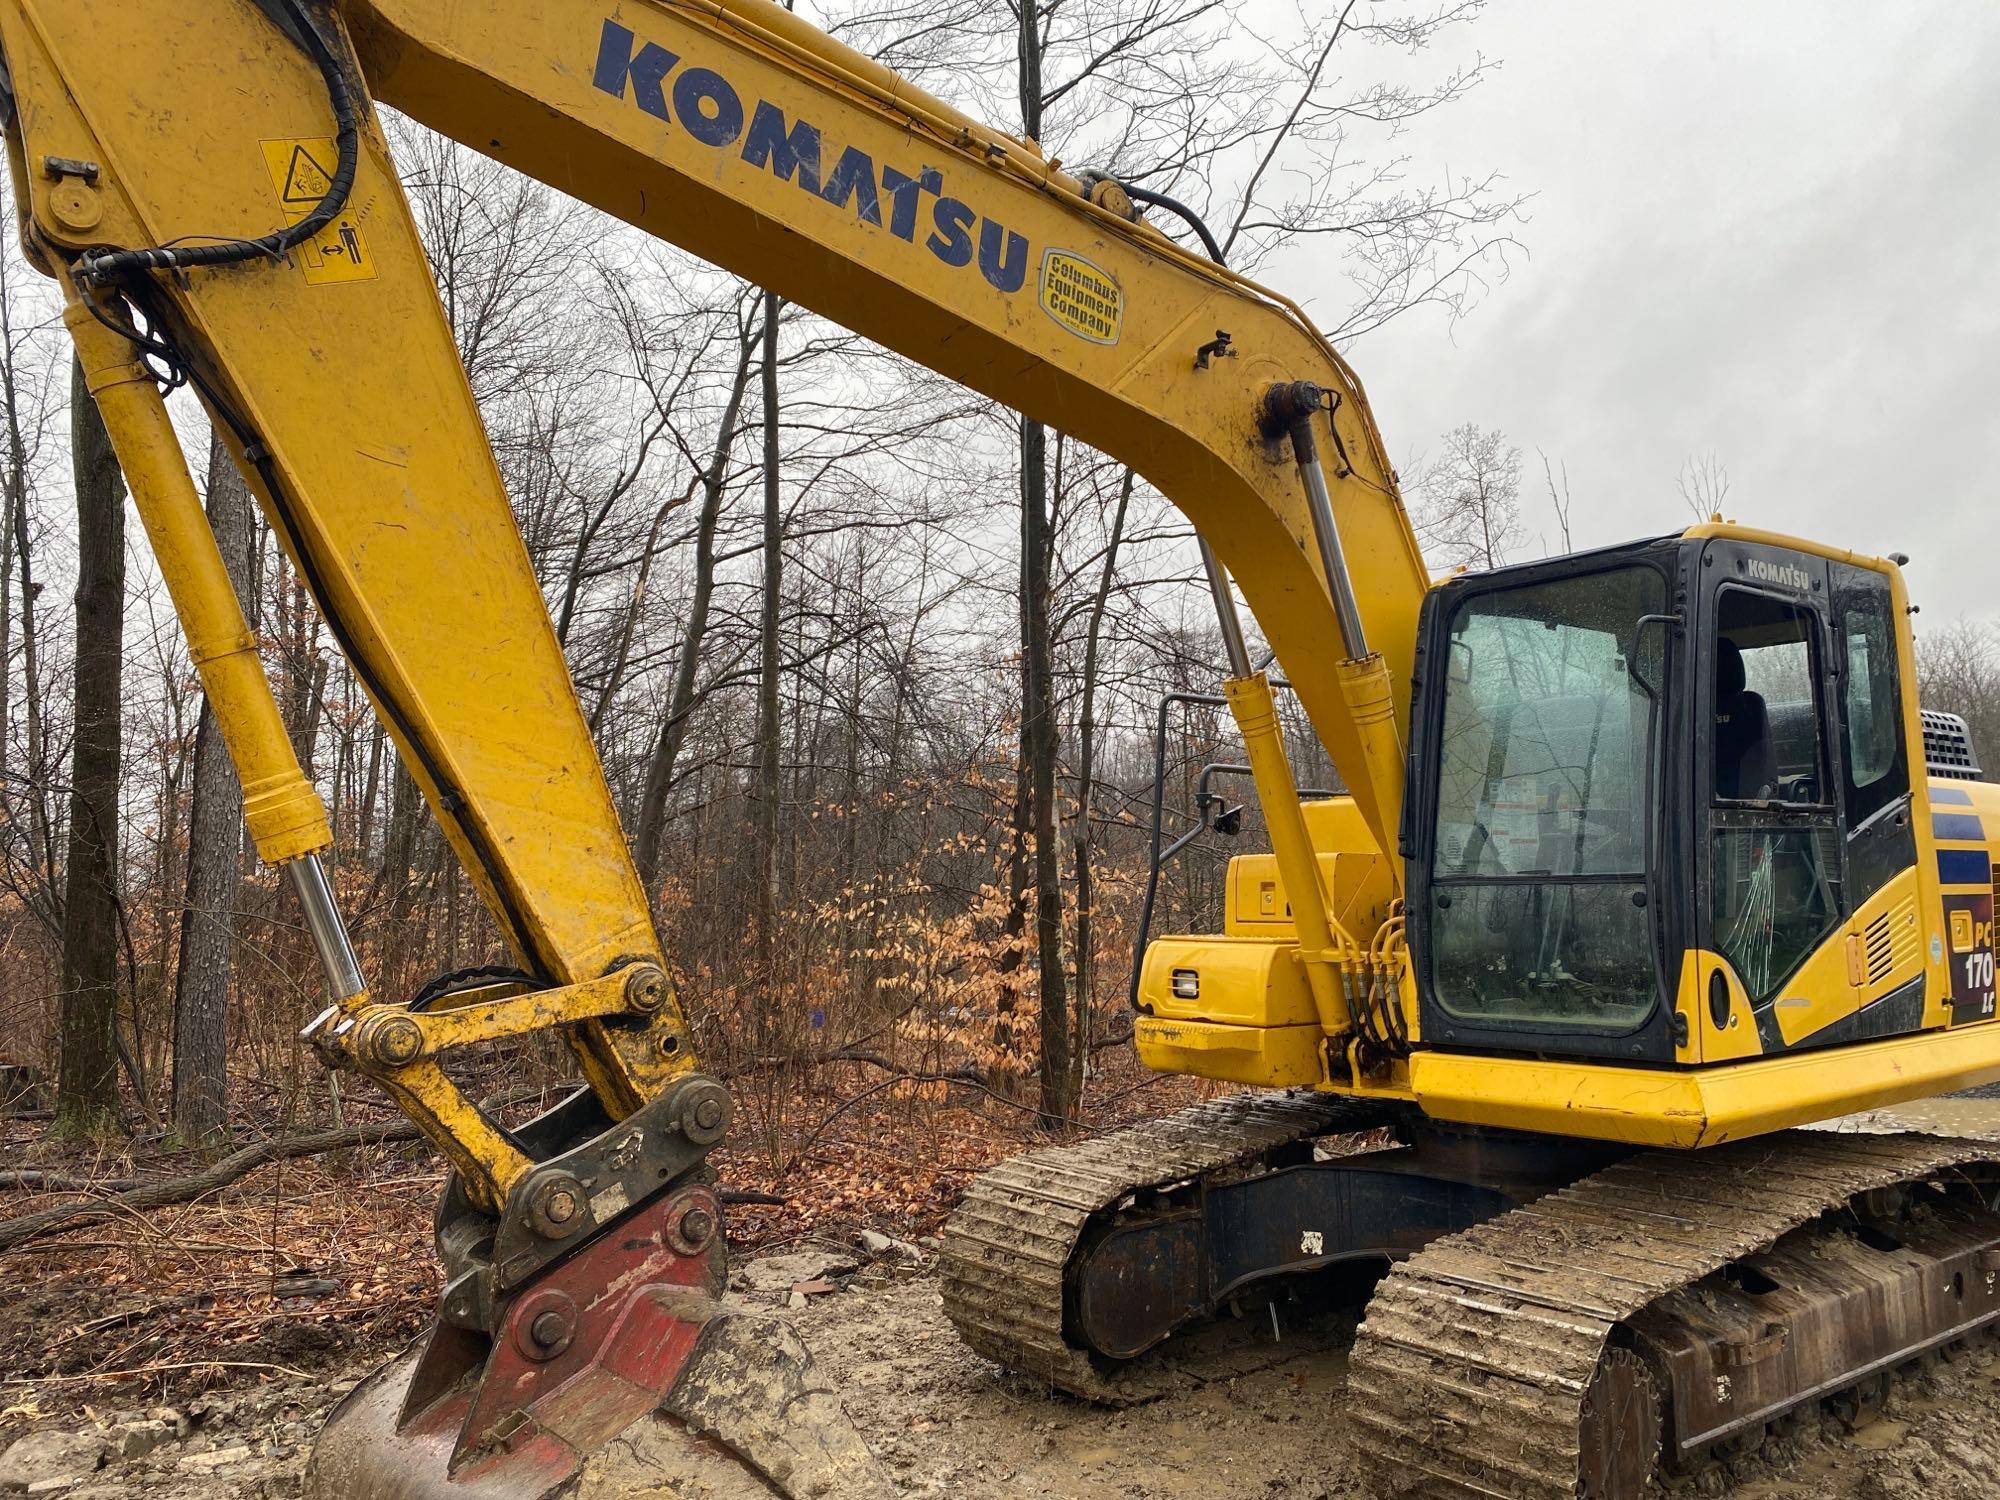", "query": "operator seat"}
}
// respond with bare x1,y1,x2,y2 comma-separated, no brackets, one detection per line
1714,639,1778,800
